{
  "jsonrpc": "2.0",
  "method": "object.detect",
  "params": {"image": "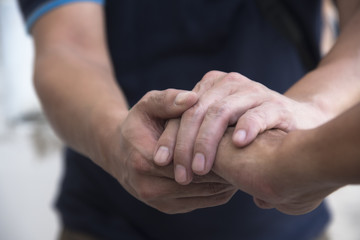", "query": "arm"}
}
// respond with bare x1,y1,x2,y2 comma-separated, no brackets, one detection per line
32,2,235,214
32,3,127,162
295,102,360,185
213,102,360,215
284,0,360,119
154,0,360,184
